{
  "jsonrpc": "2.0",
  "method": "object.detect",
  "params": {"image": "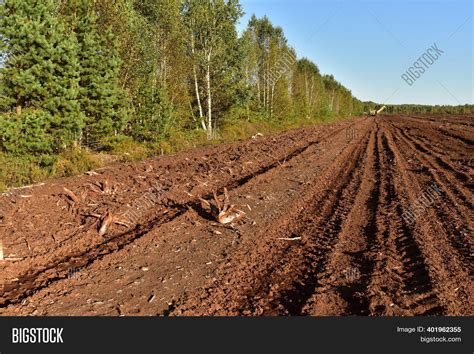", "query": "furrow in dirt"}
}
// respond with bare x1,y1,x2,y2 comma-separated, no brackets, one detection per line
380,120,471,315
386,118,473,271
0,121,361,312
300,125,381,315
0,114,471,316
366,128,443,315
388,119,472,207
0,123,353,307
302,122,445,316
173,121,373,315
